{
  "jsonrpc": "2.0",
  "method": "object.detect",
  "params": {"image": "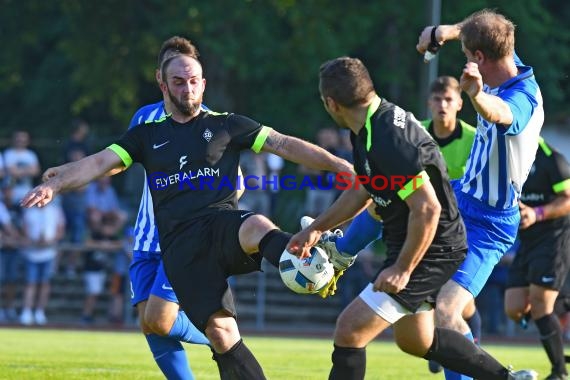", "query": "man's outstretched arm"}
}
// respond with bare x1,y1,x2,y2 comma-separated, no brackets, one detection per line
261,129,353,174
21,149,125,208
